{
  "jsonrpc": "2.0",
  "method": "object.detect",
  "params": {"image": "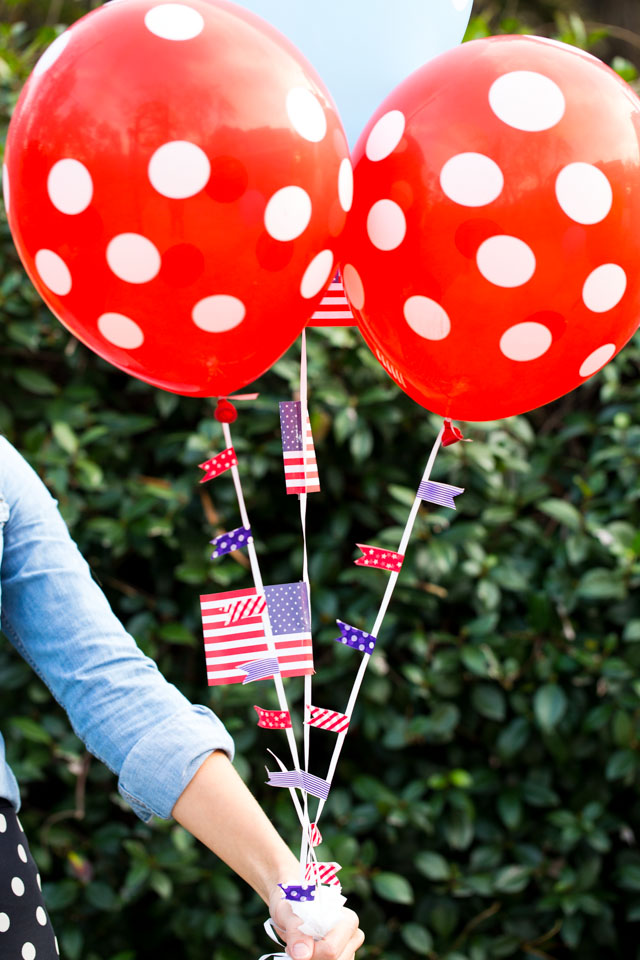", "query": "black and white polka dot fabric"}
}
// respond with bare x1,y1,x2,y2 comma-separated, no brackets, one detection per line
0,800,58,959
